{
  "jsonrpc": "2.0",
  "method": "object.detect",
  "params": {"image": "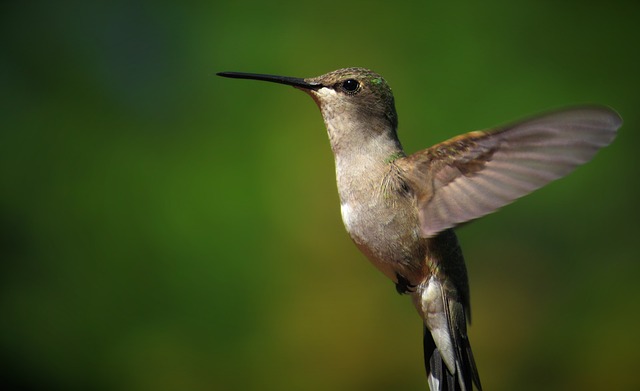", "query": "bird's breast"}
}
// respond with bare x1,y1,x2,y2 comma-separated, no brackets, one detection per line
338,190,427,283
